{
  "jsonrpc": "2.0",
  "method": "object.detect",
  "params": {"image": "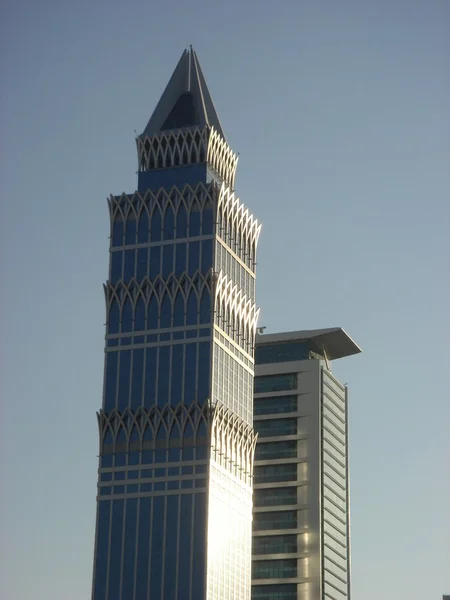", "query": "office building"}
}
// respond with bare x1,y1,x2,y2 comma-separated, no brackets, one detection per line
91,48,261,600
252,329,361,600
